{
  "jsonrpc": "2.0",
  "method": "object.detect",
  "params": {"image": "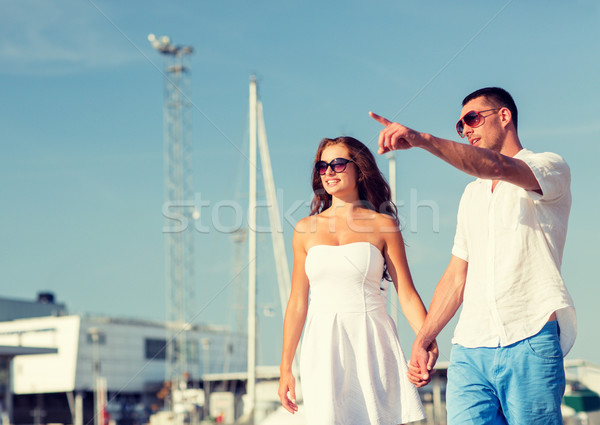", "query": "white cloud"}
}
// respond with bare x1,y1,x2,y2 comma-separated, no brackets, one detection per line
0,0,144,75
